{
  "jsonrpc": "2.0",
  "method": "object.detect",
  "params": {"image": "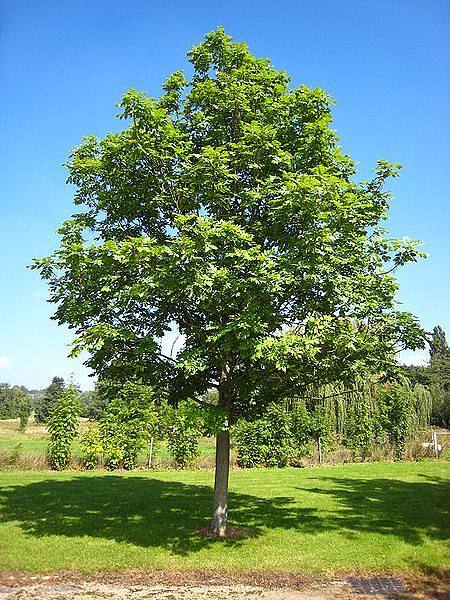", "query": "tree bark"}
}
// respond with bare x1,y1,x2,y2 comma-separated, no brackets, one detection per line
208,429,230,536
